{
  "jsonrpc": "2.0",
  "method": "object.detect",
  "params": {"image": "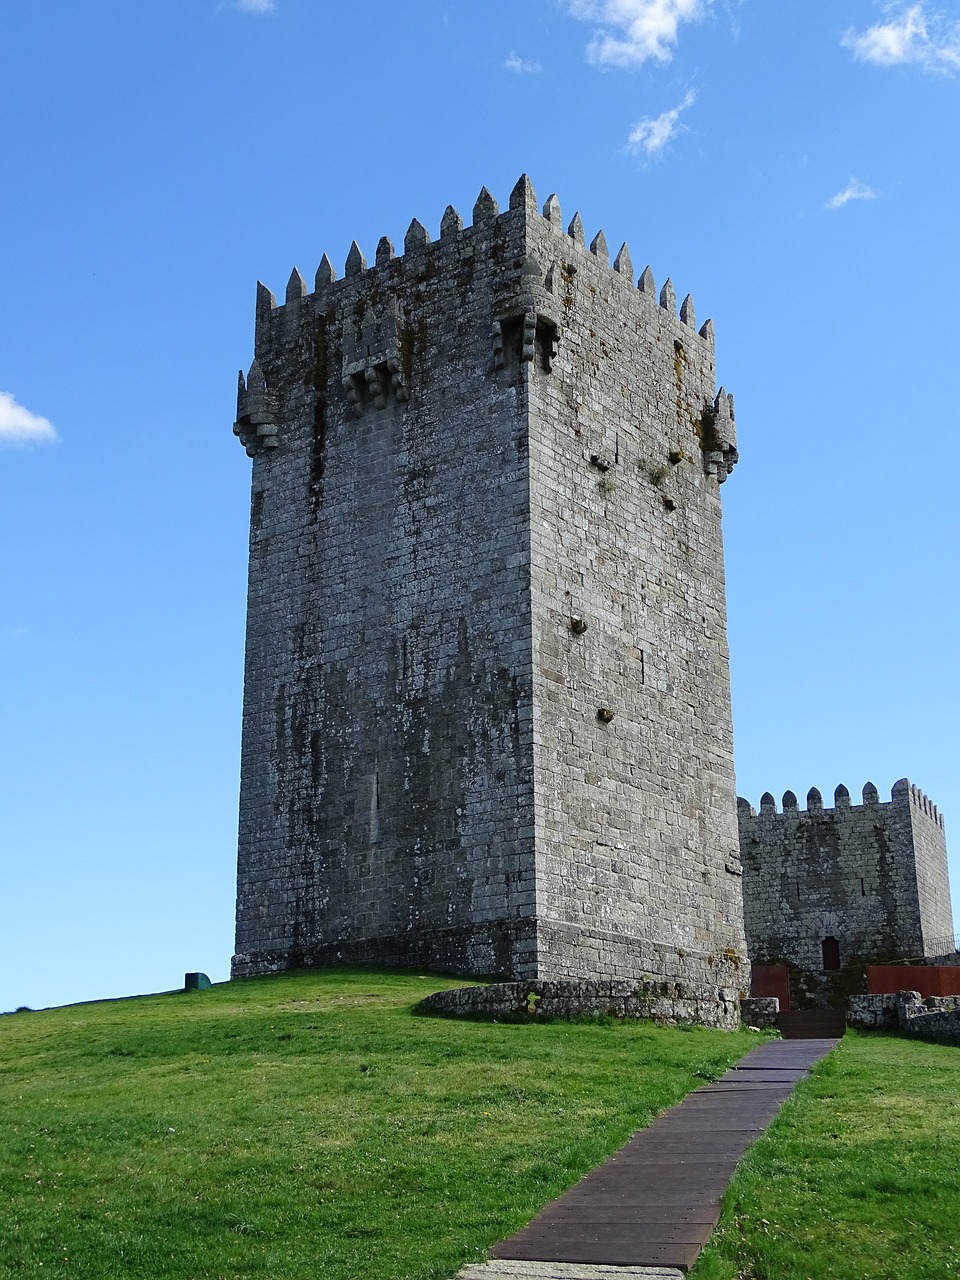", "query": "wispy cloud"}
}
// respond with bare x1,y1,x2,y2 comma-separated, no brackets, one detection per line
236,0,275,12
626,89,696,157
0,392,58,448
567,0,710,67
505,52,542,74
825,179,879,210
843,3,960,72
